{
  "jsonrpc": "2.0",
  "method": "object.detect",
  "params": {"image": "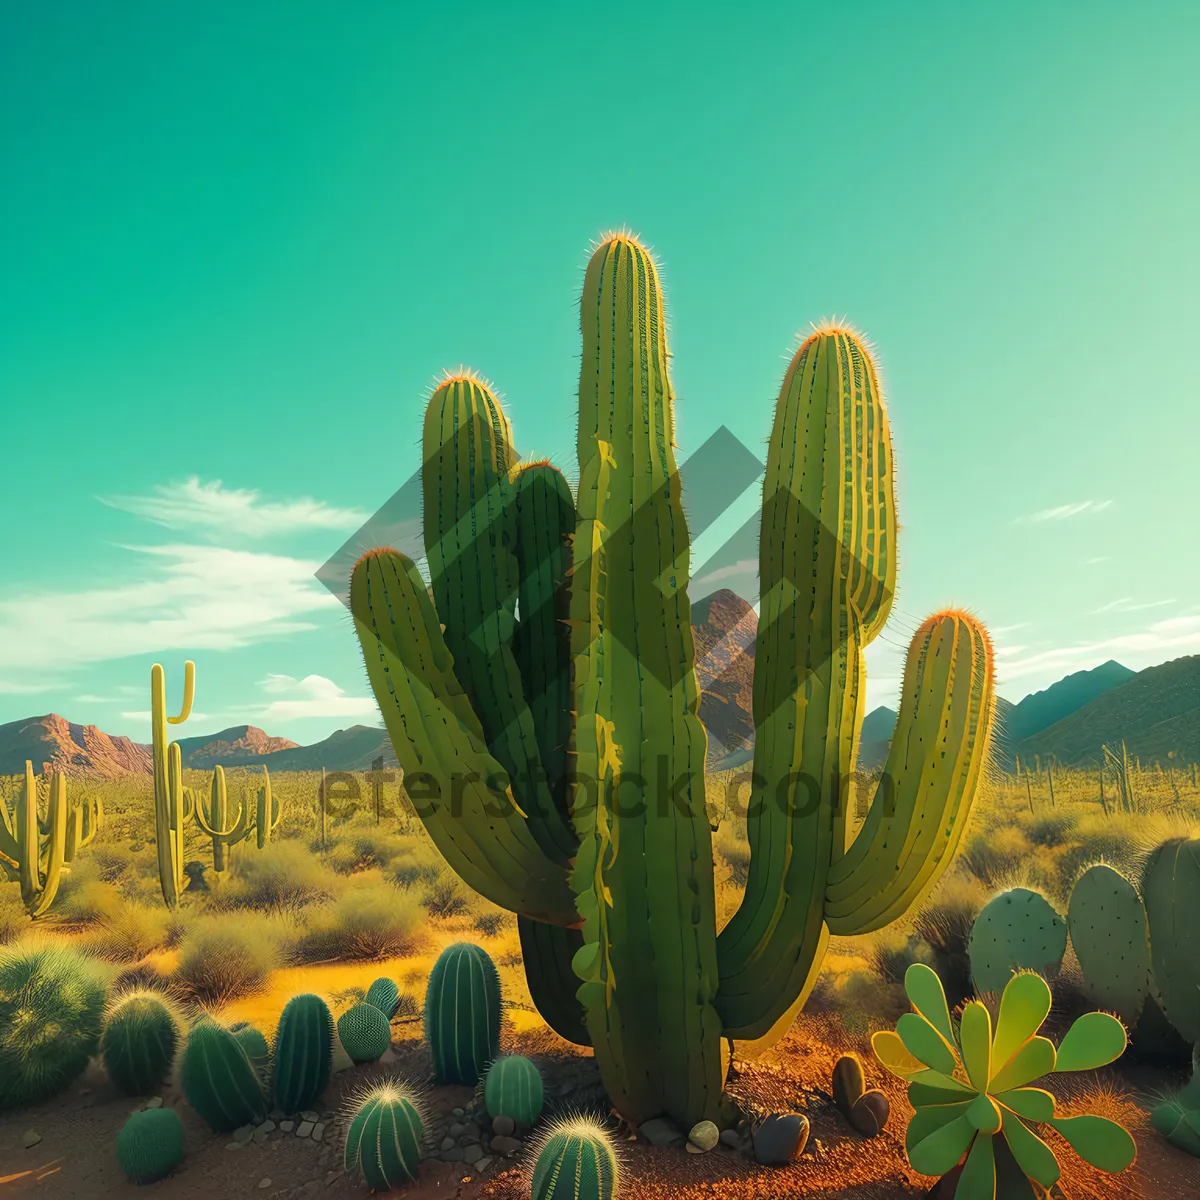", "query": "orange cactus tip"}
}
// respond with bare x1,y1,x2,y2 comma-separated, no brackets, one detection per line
352,547,400,568
594,228,650,252
792,319,874,360
431,366,495,393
